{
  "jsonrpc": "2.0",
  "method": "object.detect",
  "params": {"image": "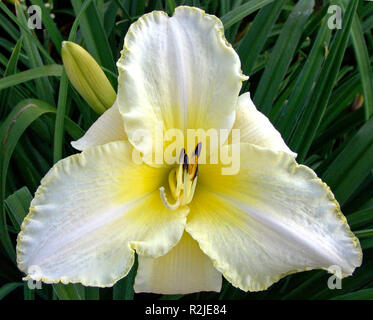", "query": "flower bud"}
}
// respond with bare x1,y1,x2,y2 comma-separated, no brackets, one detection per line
61,41,116,114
